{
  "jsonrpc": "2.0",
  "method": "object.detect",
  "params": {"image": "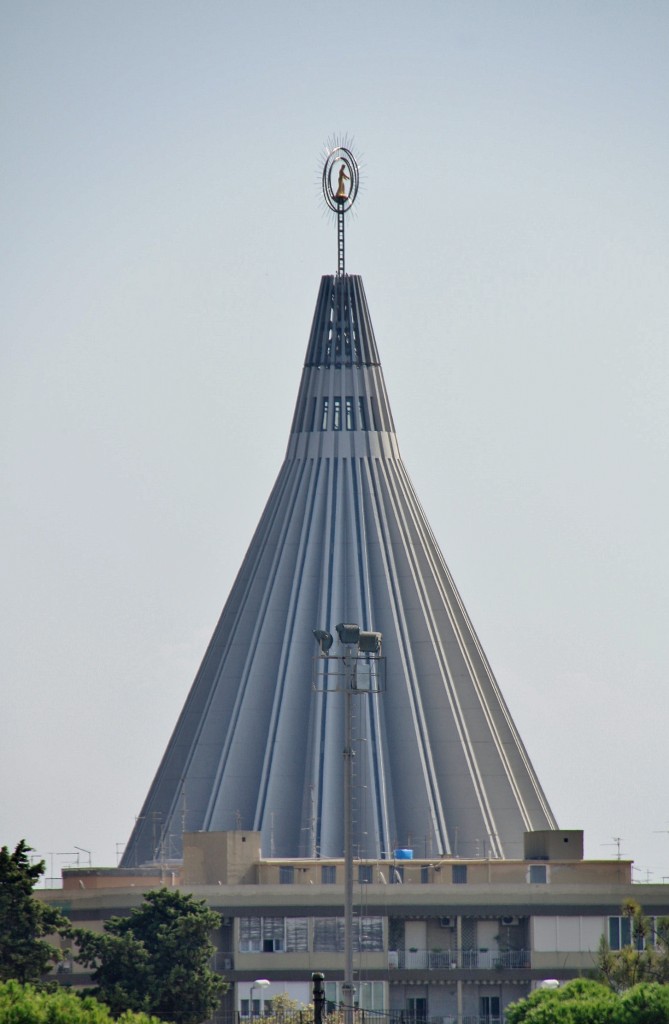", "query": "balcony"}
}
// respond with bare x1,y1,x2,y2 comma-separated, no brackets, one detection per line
390,949,530,970
214,952,235,972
